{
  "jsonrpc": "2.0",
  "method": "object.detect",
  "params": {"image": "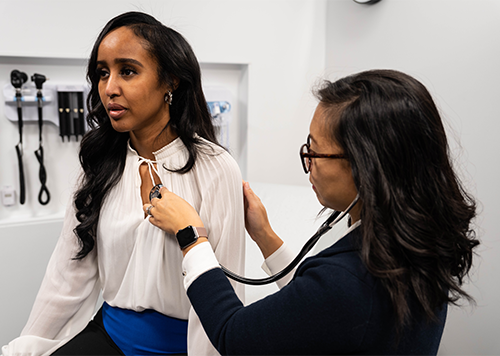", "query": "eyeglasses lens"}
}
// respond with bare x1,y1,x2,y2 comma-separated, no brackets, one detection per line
300,144,310,173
